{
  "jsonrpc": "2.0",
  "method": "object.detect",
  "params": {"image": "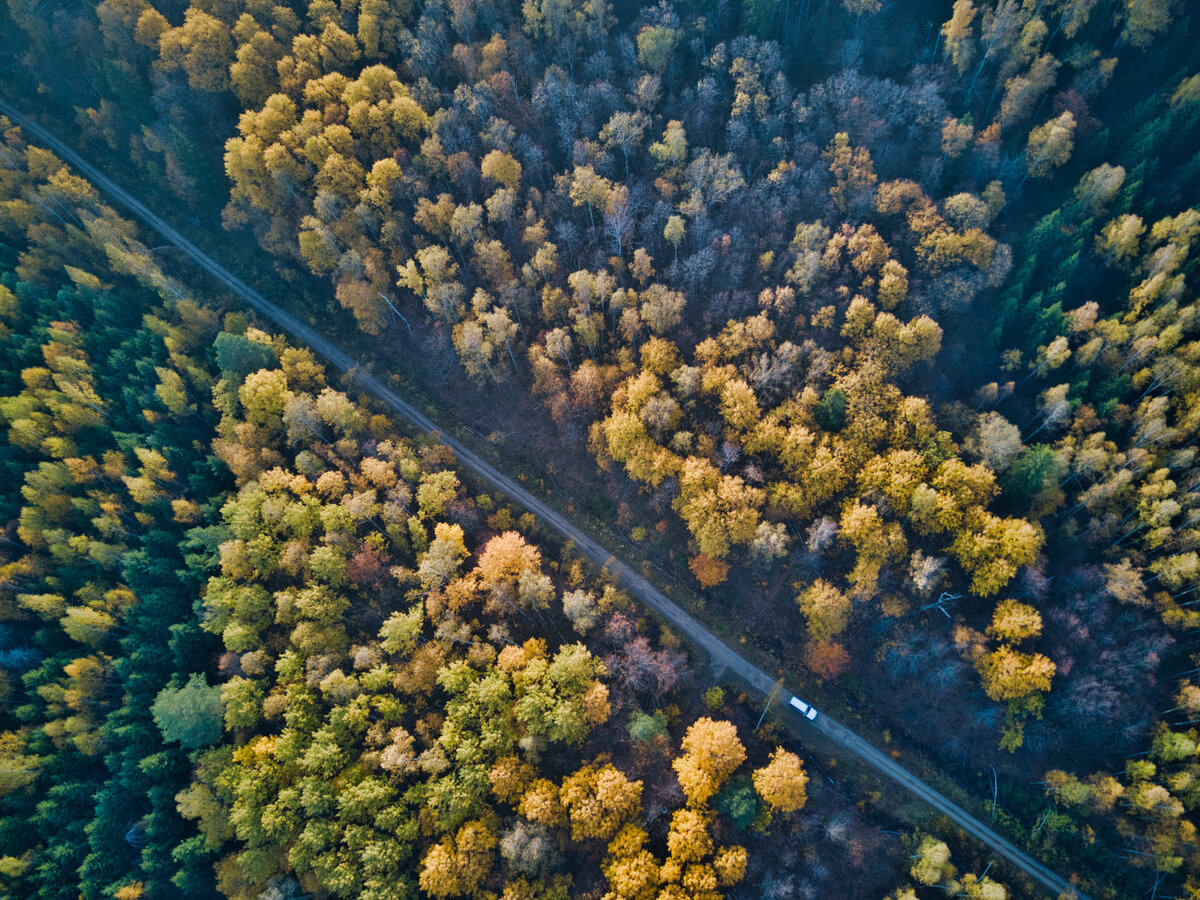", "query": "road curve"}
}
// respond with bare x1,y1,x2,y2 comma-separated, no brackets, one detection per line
0,99,1086,900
